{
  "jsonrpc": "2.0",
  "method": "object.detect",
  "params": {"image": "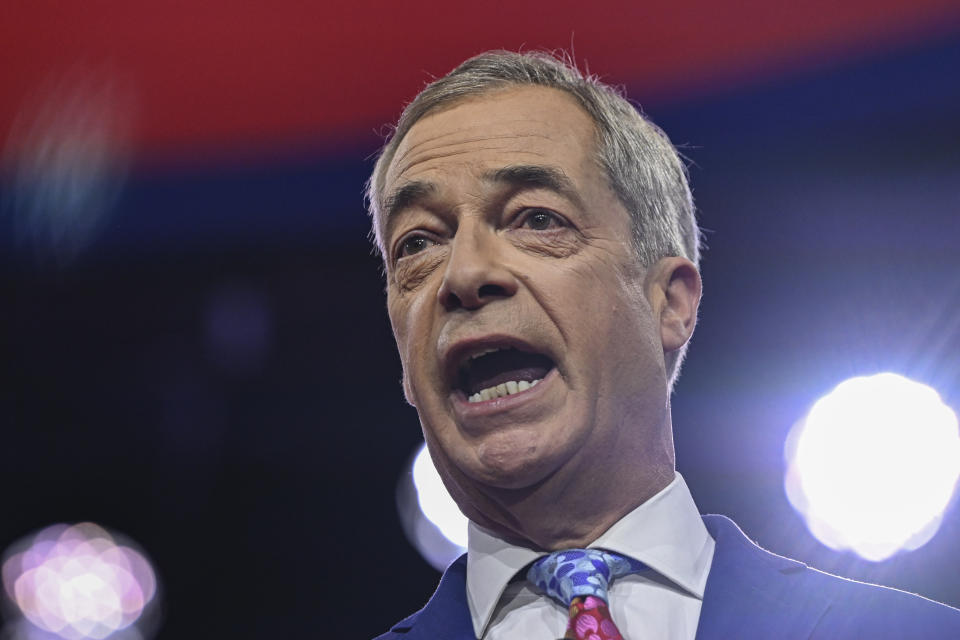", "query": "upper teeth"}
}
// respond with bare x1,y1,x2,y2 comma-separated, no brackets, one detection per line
468,378,541,403
469,347,503,361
